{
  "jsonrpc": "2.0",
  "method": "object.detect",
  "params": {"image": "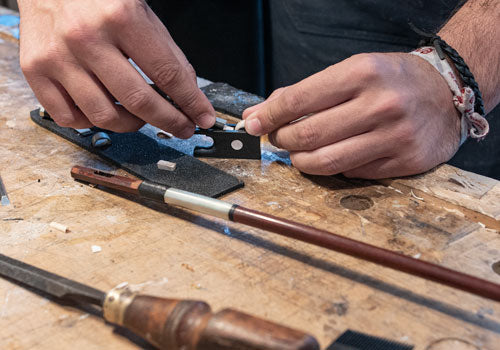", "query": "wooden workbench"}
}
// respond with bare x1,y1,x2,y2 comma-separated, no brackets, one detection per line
1,8,500,349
